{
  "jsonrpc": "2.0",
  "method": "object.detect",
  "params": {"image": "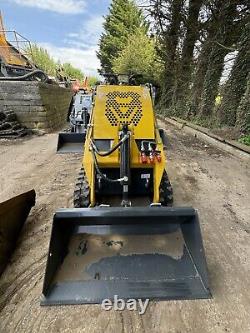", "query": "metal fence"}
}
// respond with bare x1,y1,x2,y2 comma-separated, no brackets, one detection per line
0,30,33,65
